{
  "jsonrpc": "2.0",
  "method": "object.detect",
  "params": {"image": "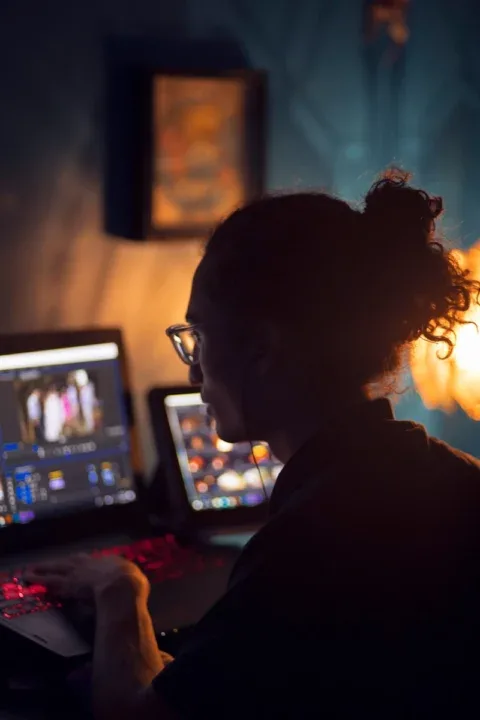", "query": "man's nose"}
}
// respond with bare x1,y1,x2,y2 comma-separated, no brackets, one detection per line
189,361,203,386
